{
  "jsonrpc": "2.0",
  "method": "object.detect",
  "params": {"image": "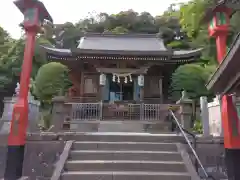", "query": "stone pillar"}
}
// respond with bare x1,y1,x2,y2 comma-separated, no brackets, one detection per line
51,96,66,132
28,95,40,132
208,96,223,137
200,96,210,136
176,94,193,131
